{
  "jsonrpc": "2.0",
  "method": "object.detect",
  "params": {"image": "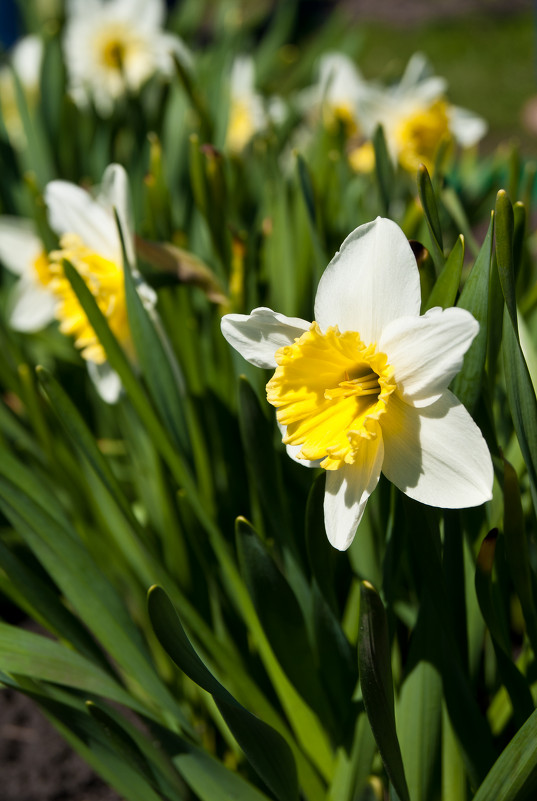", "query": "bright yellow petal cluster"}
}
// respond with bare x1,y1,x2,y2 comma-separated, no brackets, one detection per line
266,323,395,470
395,99,451,174
227,99,257,154
49,233,131,365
